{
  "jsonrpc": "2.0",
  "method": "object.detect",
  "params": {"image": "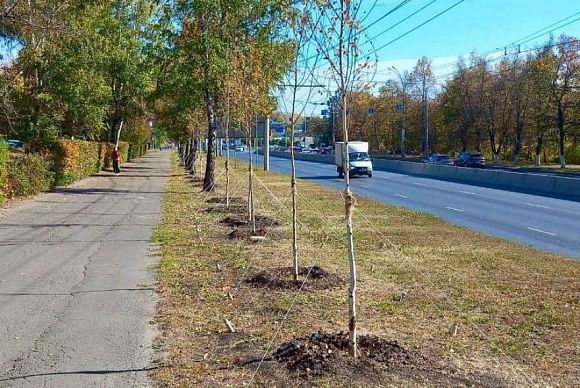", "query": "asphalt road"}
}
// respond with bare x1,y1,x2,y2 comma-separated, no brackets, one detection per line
234,152,580,259
0,151,170,387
